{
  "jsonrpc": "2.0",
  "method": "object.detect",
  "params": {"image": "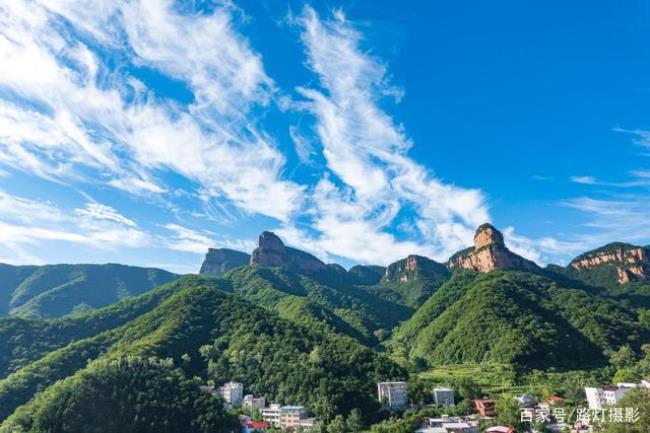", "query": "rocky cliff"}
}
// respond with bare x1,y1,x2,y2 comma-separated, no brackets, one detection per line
447,224,539,273
250,231,326,274
384,255,448,283
199,248,251,276
569,242,649,284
